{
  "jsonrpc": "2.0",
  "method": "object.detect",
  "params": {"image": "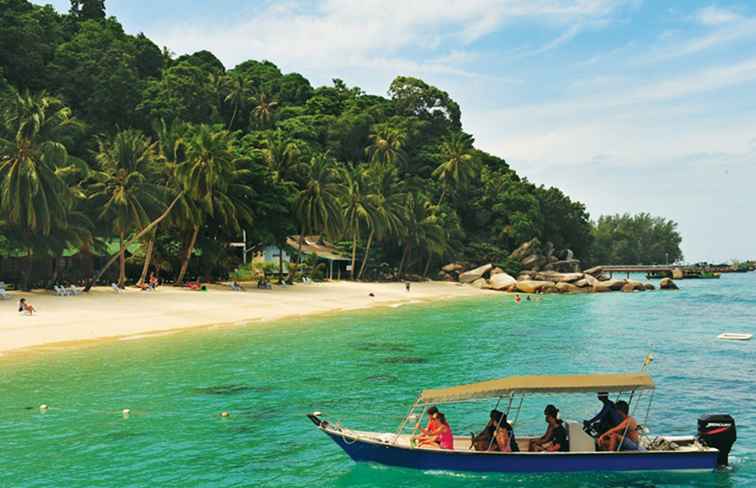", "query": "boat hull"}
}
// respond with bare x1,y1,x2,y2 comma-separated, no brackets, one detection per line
322,430,718,473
